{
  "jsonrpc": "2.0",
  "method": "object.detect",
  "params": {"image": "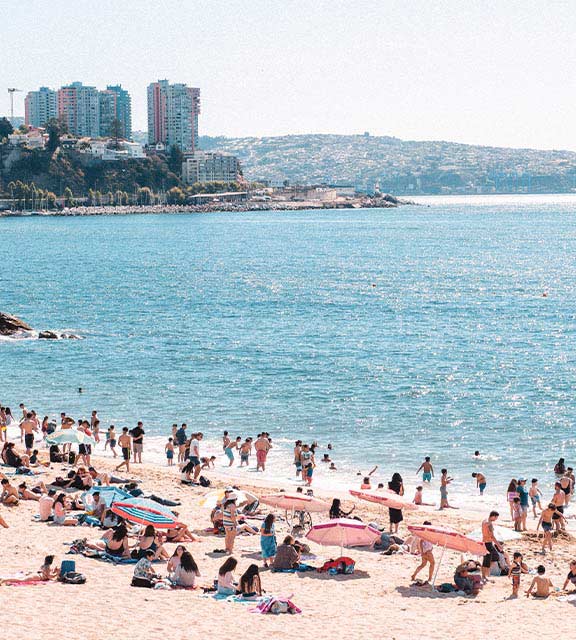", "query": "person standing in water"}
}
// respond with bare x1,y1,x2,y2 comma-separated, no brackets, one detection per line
439,469,455,509
416,457,434,483
472,472,487,495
